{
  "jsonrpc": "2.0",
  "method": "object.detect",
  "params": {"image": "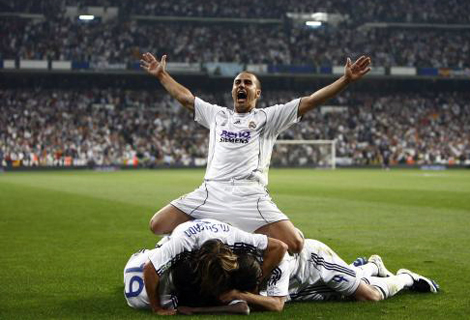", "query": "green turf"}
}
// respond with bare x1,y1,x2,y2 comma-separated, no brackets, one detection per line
1,168,469,319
